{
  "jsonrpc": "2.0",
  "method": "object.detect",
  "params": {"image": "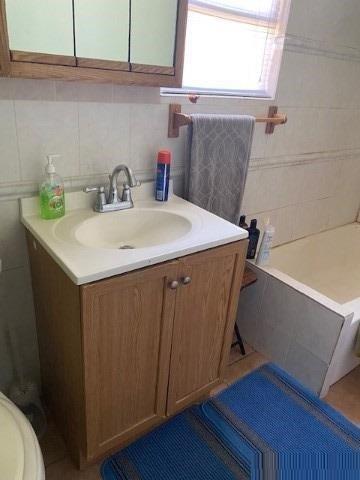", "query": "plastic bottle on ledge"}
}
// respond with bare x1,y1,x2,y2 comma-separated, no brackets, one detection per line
256,219,275,266
39,154,65,220
246,219,260,259
239,215,248,229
